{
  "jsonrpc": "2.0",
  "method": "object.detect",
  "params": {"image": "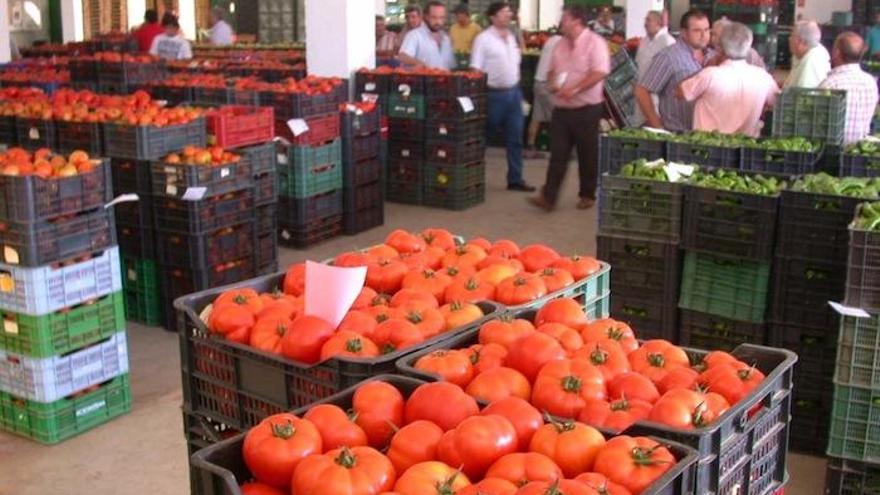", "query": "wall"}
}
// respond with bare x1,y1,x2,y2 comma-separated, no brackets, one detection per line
795,0,852,23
